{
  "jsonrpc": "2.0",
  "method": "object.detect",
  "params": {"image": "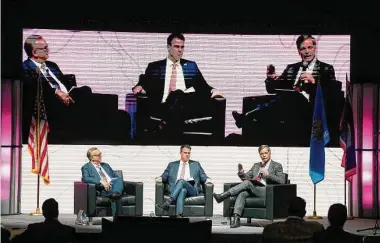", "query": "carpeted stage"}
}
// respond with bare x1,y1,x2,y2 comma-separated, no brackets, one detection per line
2,214,379,243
